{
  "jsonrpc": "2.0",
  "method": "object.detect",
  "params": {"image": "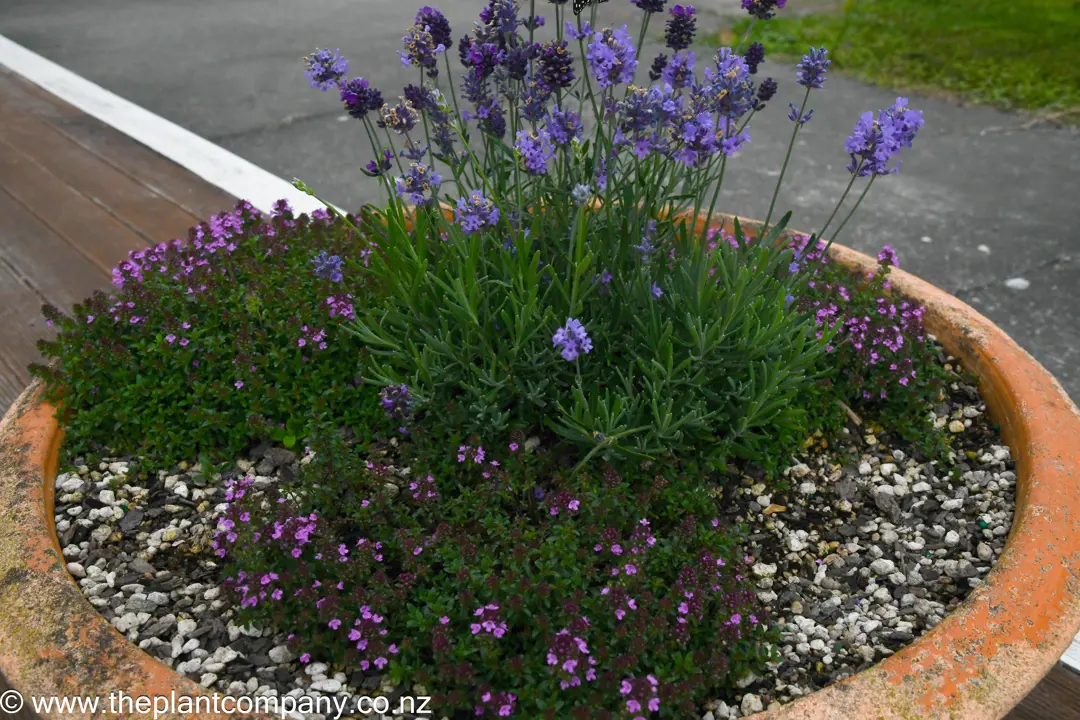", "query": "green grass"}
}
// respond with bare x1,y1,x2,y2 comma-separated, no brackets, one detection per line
731,0,1080,120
